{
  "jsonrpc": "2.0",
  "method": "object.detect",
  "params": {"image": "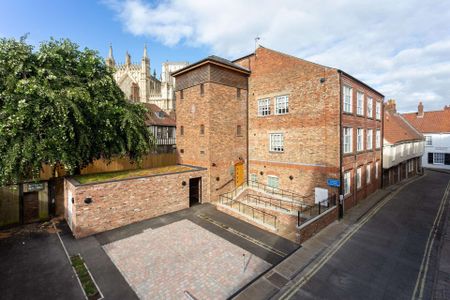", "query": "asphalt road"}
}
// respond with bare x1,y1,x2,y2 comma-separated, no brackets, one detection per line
285,170,450,300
